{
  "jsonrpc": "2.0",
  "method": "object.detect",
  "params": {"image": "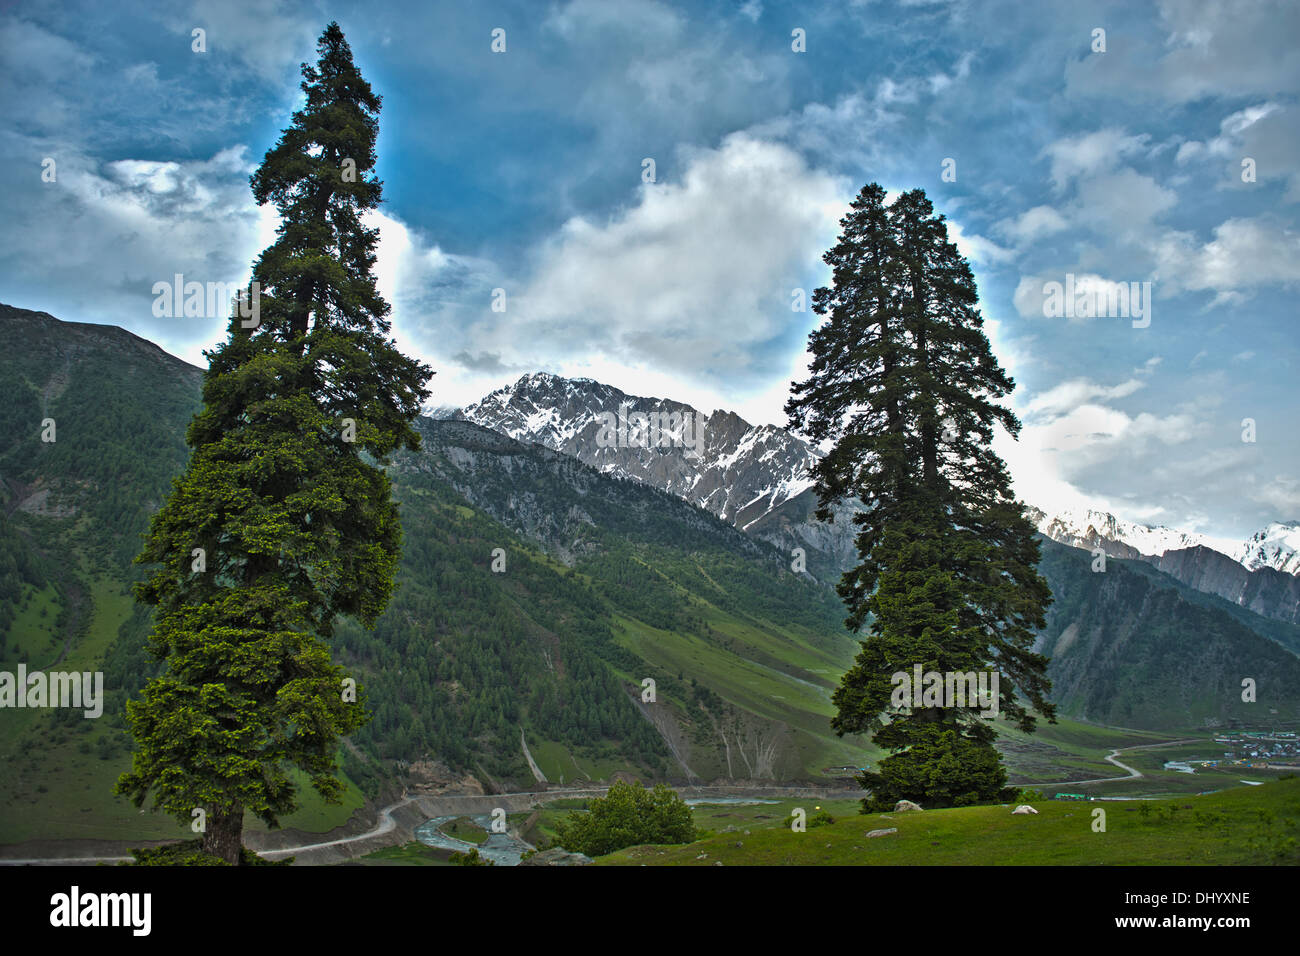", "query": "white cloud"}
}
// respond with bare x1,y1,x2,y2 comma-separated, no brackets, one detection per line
545,0,684,42
1252,477,1300,513
0,143,269,364
1177,103,1300,201
1043,129,1148,191
1066,0,1300,104
996,205,1069,245
1021,378,1145,417
996,397,1205,523
1153,217,1300,296
486,133,847,379
0,17,96,132
945,218,1013,266
168,0,318,83
1012,272,1154,322
370,133,849,421
1072,169,1177,234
